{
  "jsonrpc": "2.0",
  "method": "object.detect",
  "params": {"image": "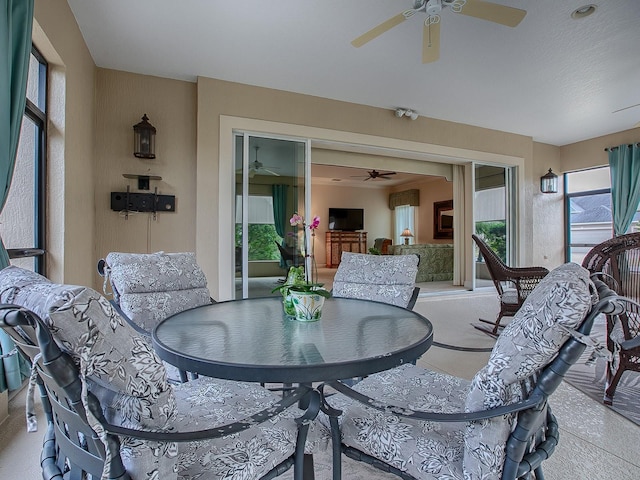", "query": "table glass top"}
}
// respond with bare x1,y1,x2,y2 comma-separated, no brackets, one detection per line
153,296,433,382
